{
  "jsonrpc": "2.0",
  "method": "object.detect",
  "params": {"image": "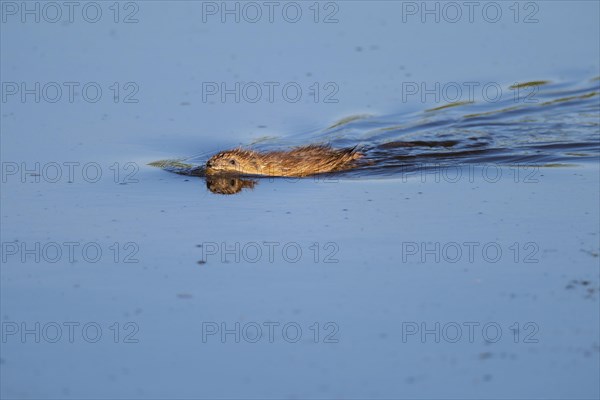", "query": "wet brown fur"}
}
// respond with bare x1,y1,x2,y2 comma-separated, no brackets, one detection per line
206,145,363,177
